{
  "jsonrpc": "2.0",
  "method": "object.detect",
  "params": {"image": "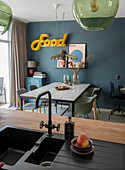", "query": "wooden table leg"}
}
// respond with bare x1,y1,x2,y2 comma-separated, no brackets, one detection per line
93,98,97,120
